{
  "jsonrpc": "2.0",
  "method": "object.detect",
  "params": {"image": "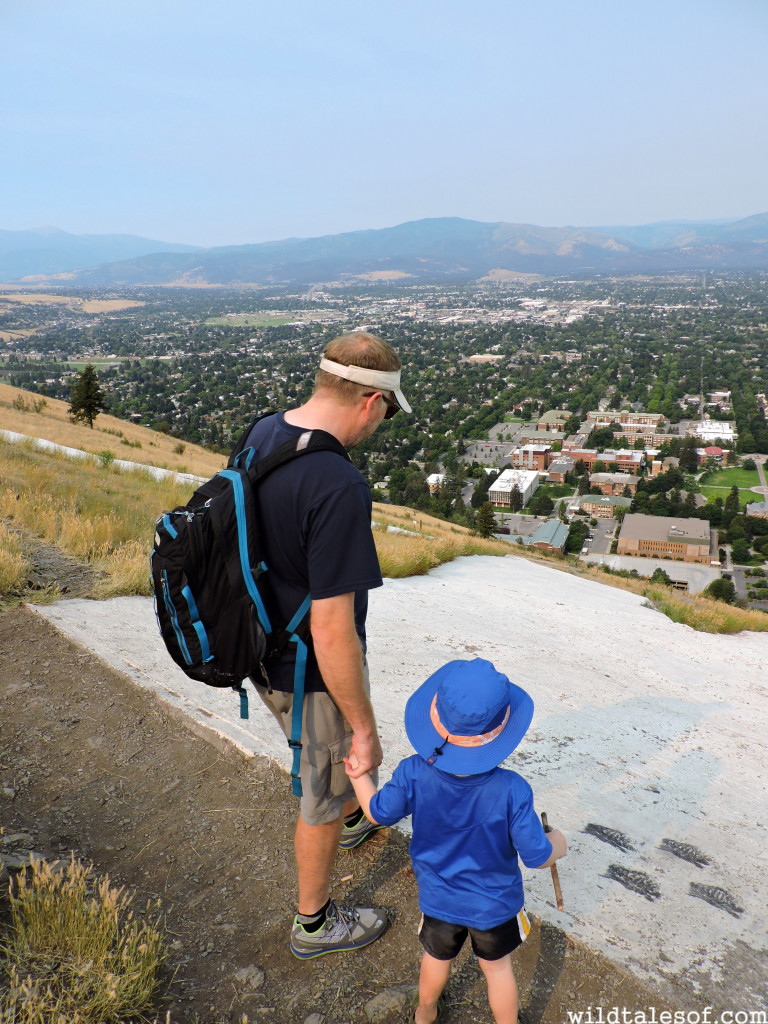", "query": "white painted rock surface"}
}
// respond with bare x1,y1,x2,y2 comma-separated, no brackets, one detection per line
35,555,768,1006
